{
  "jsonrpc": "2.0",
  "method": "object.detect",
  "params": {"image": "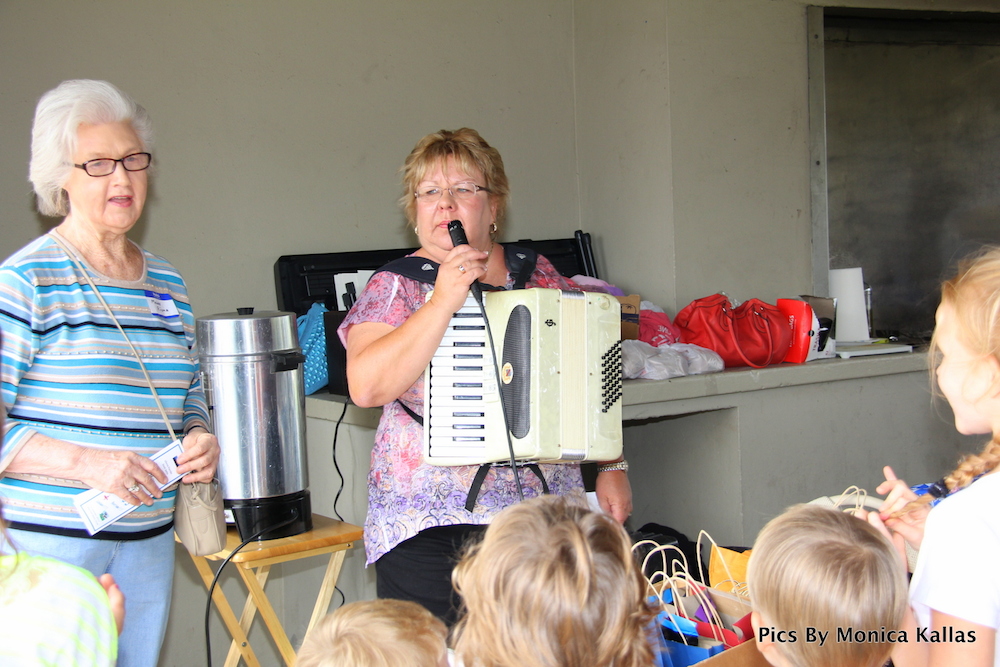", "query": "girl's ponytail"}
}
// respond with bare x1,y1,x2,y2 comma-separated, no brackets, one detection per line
944,436,1000,494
